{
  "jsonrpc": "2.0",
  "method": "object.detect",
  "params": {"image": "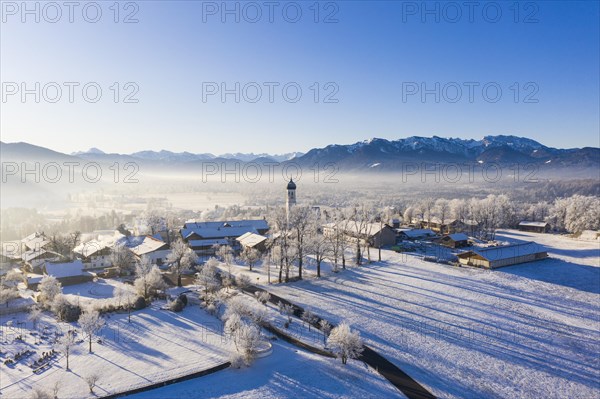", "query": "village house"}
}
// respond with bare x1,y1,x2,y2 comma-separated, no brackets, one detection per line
21,232,50,252
456,242,548,269
323,222,396,248
180,219,269,254
119,235,171,266
73,240,113,270
22,249,63,273
518,221,551,233
437,233,470,248
417,218,479,234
